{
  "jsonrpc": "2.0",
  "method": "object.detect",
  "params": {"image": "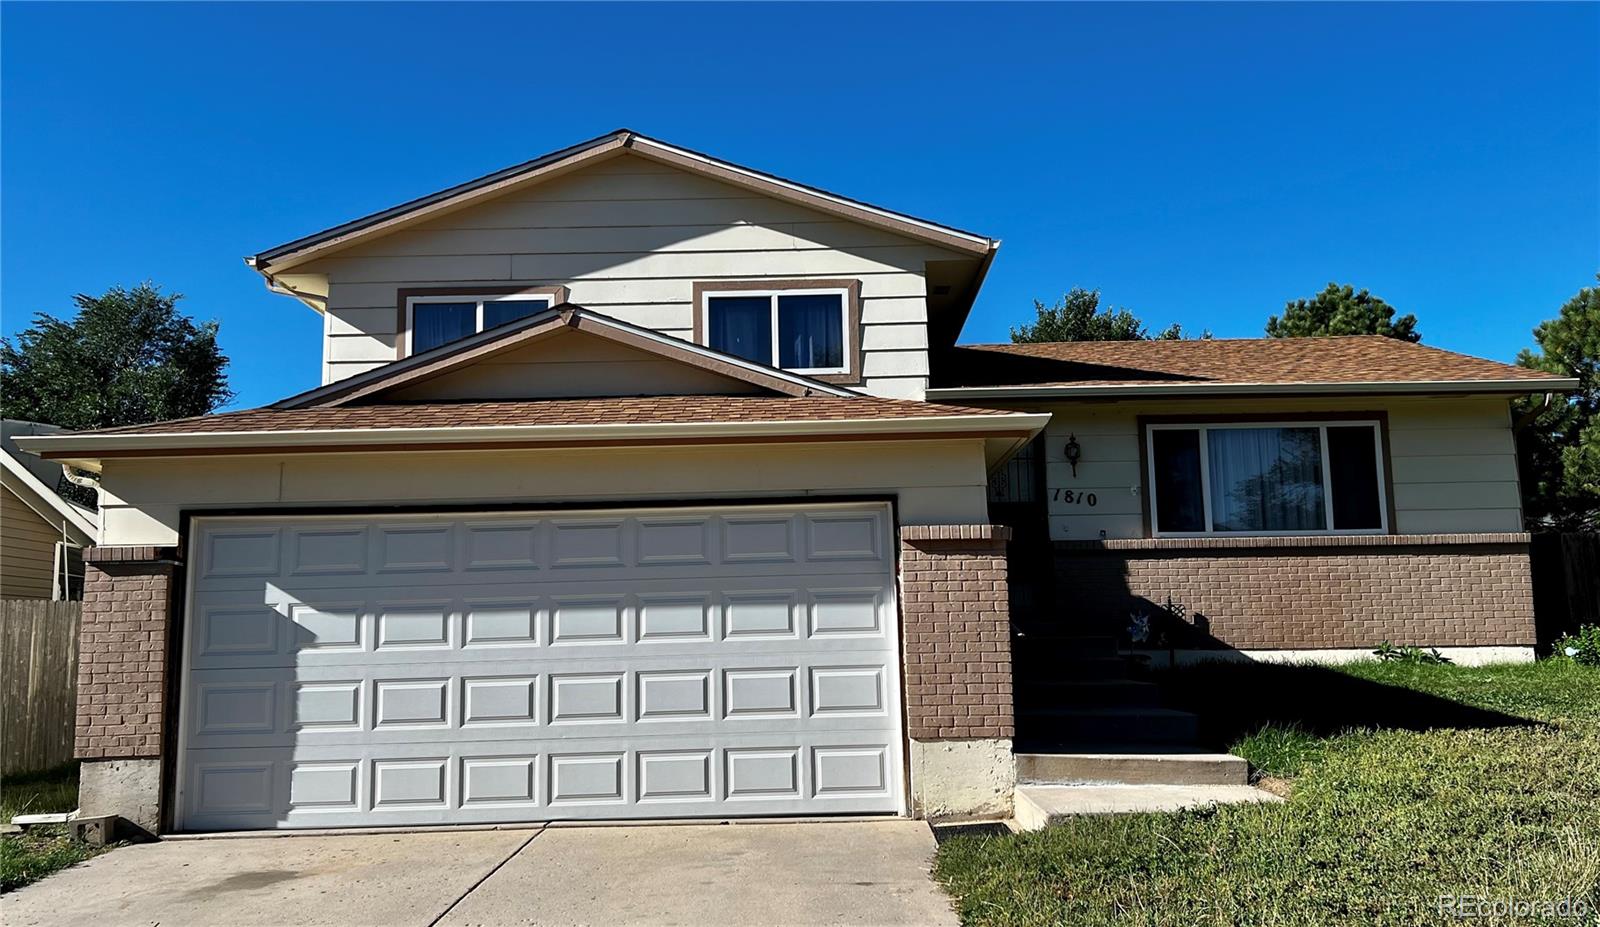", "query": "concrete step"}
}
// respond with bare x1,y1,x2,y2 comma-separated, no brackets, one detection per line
1013,784,1283,831
1016,749,1249,786
1019,679,1163,709
1013,633,1120,657
1018,707,1199,745
1015,655,1141,680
